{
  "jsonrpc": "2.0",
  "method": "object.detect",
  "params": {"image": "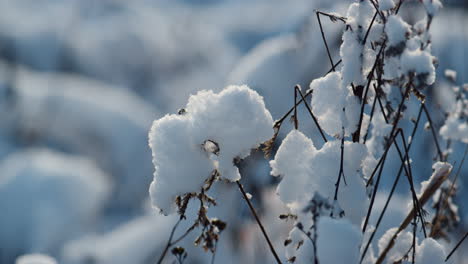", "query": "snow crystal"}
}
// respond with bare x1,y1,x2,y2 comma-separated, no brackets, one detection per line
385,15,410,47
16,254,57,264
317,217,362,264
270,130,368,225
149,85,273,214
400,49,436,85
